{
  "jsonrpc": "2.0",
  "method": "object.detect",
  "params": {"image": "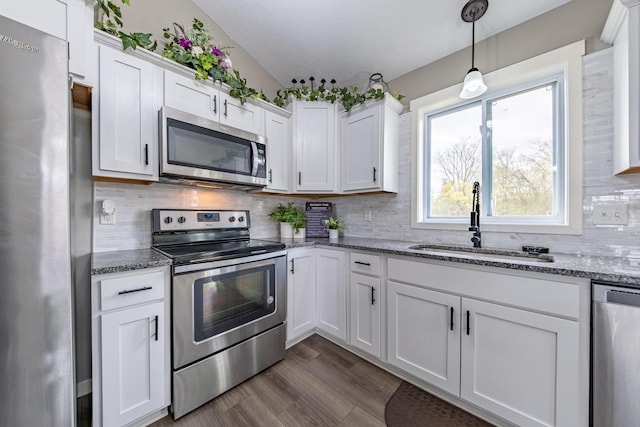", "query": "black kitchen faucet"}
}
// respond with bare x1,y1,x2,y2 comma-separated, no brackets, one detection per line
469,181,481,248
